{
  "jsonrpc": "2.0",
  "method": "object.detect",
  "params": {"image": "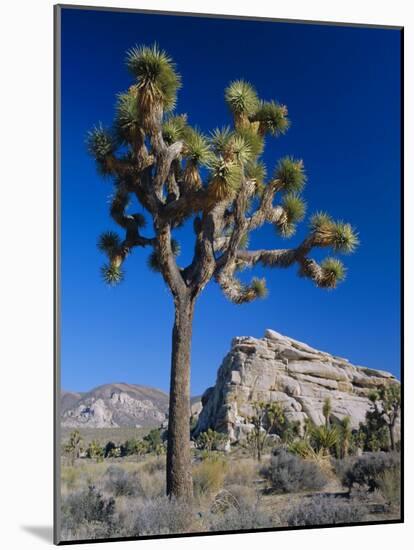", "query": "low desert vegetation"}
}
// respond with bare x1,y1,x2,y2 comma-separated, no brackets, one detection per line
61,387,400,540
261,448,327,493
285,495,365,527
